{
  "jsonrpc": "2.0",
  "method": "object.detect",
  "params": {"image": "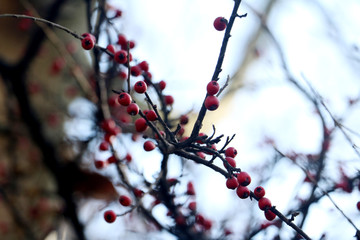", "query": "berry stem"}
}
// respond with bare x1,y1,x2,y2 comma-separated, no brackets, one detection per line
211,1,244,82
185,0,245,145
269,207,312,240
0,14,81,40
